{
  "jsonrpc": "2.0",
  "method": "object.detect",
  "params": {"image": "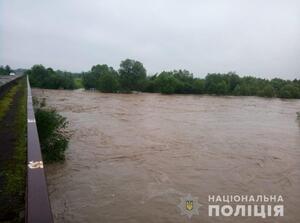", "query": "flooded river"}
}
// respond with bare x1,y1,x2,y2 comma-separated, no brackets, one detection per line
32,89,300,223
